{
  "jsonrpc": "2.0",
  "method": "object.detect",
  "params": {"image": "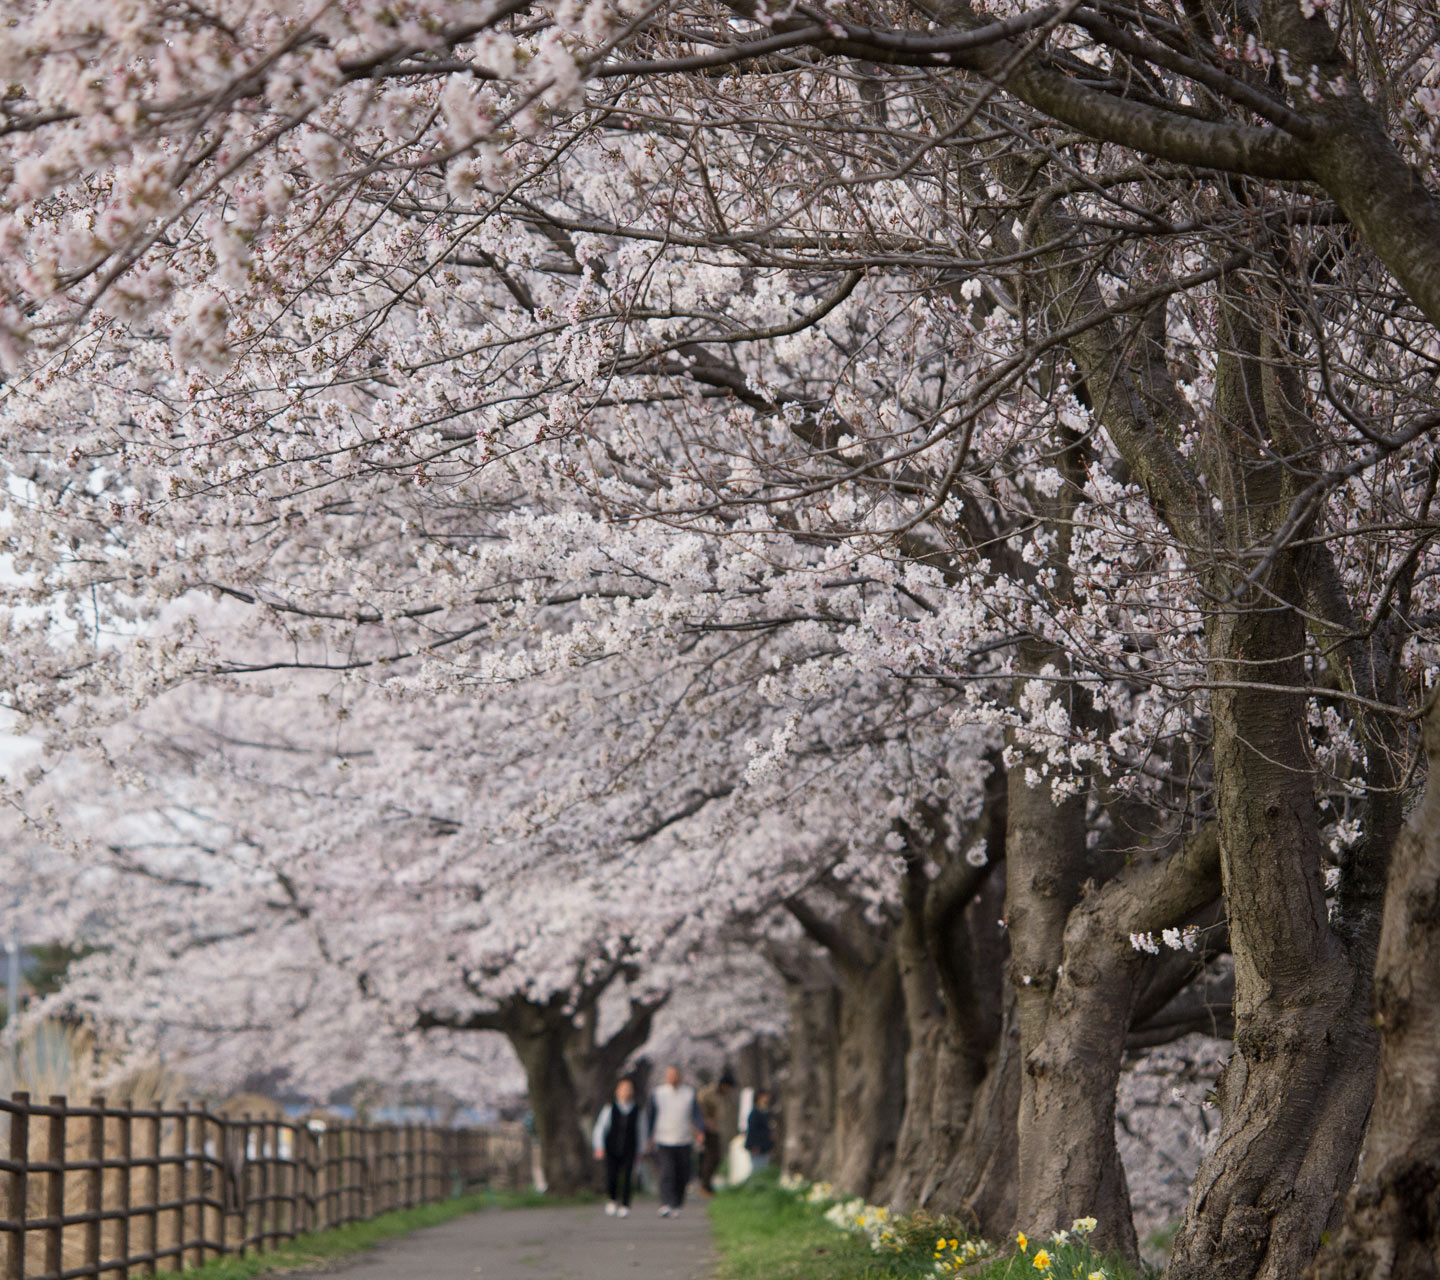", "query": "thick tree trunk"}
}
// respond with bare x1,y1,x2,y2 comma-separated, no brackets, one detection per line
1310,698,1440,1280
1019,938,1139,1253
930,993,1021,1237
780,968,840,1180
830,951,906,1197
885,884,1018,1238
885,1016,986,1206
779,896,906,1196
1164,707,1375,1280
885,841,1004,1212
1023,826,1223,1258
1165,314,1380,1280
509,1025,594,1195
1004,643,1130,1245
